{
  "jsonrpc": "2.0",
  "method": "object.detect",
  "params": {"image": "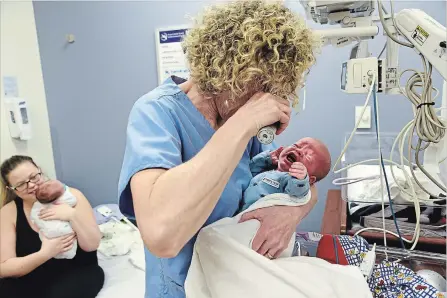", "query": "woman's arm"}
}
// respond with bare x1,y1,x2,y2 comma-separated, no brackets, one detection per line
68,188,101,252
0,203,50,278
0,252,51,278
131,93,291,258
